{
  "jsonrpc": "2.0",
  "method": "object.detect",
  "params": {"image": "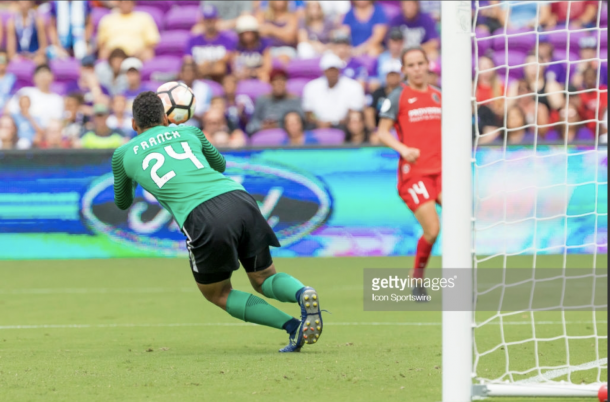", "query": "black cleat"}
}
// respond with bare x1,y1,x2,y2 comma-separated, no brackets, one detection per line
412,284,430,302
